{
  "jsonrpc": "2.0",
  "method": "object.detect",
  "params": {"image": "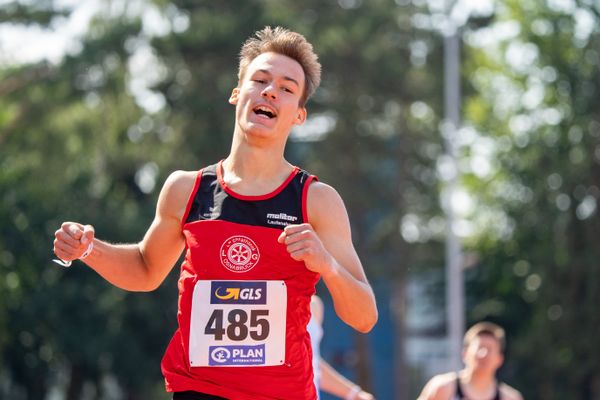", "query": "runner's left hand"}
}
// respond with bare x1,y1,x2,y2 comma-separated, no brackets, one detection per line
277,223,334,275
